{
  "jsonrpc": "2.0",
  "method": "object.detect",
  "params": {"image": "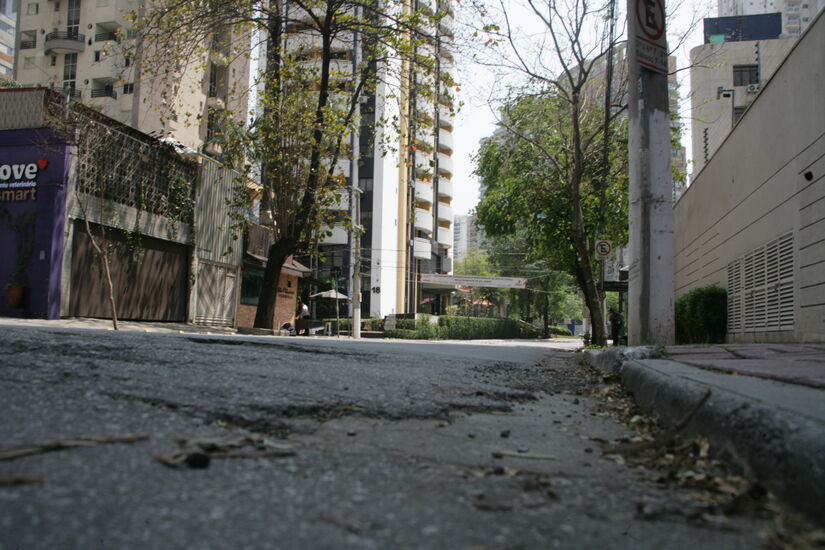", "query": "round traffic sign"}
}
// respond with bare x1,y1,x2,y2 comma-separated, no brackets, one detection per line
636,0,665,42
595,240,612,258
